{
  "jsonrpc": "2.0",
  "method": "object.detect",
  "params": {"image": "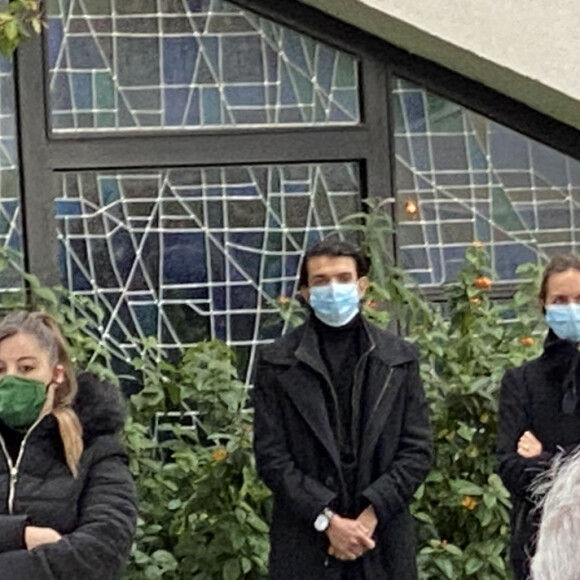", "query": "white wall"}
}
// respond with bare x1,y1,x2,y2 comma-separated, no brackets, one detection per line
298,0,580,130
